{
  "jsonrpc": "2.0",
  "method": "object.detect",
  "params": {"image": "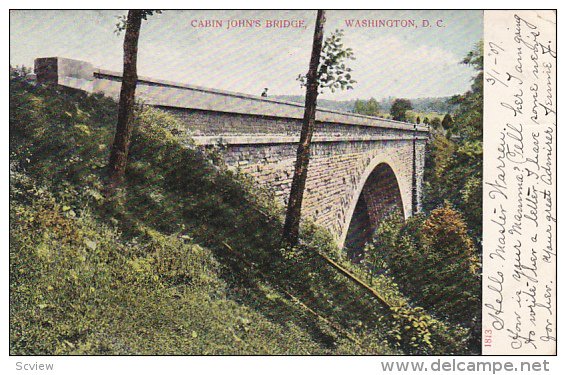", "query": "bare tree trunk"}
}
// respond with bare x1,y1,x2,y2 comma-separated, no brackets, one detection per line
282,10,326,246
107,10,143,189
